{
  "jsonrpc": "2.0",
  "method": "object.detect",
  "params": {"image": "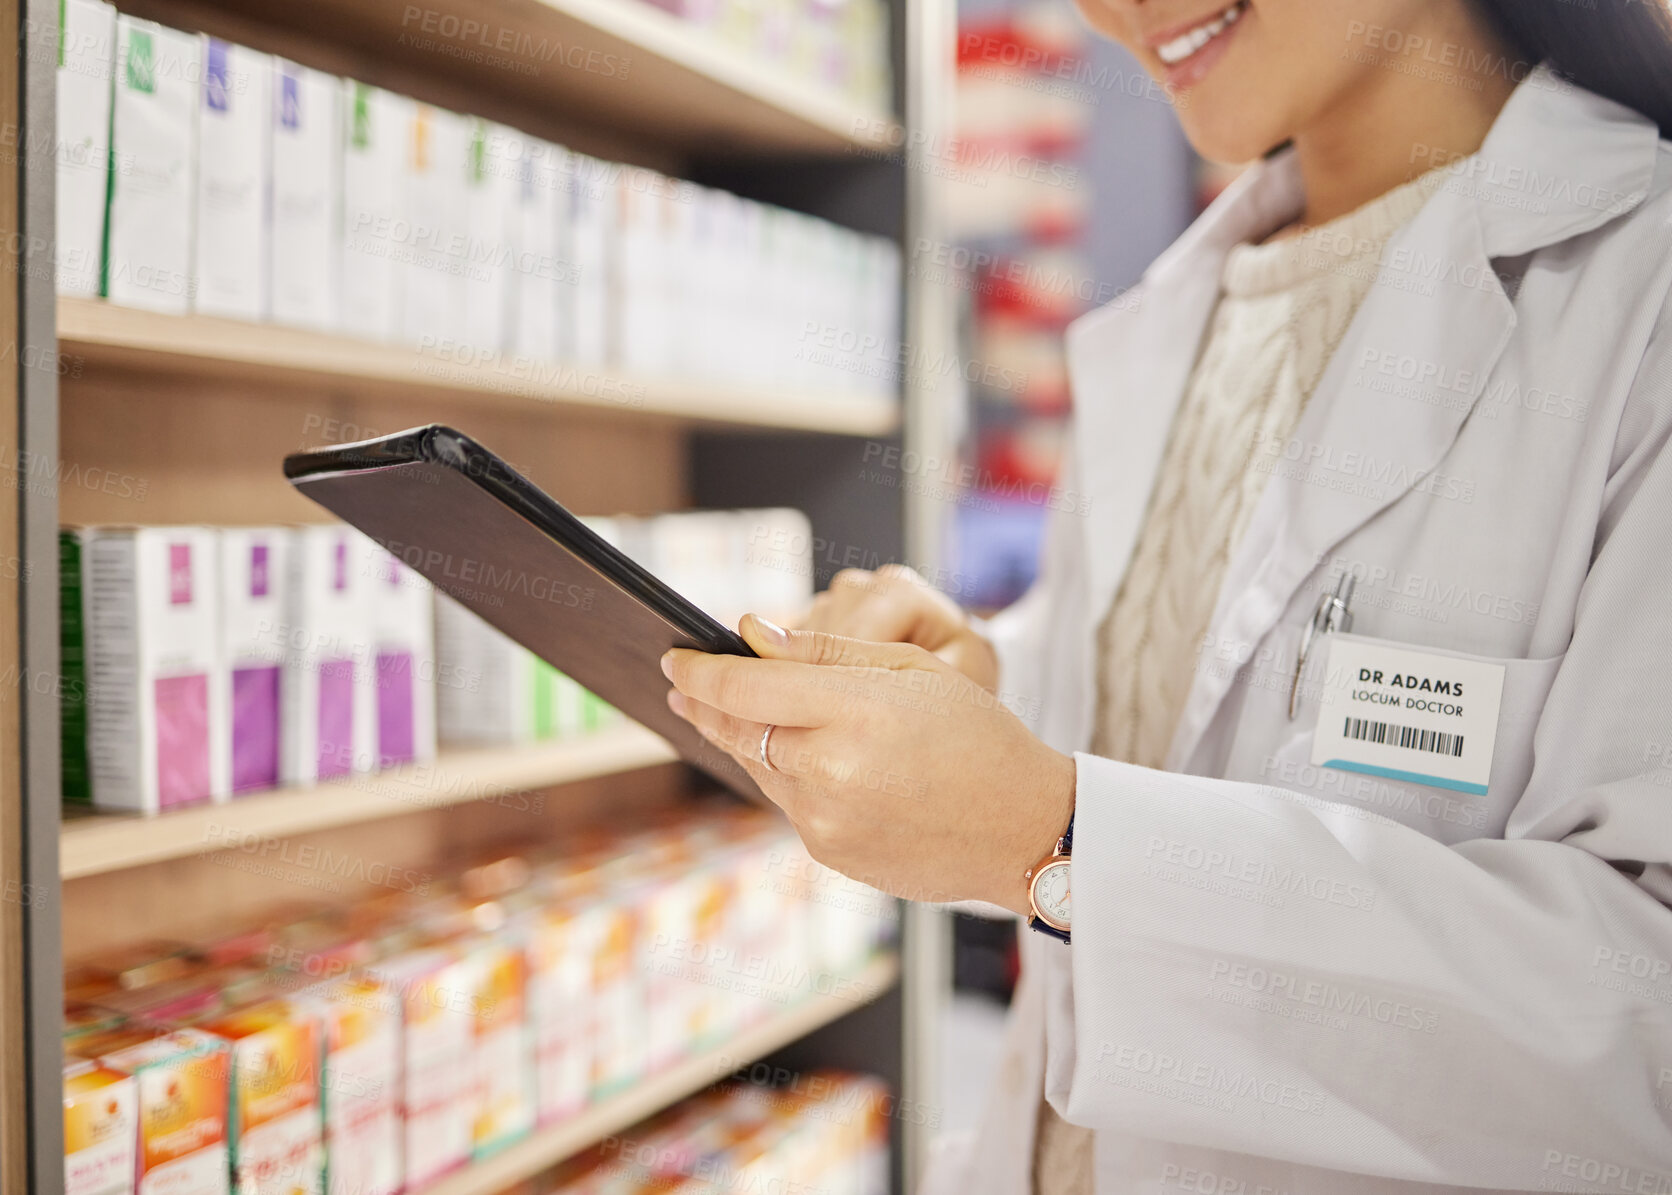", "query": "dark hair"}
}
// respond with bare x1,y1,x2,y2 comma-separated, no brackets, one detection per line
1472,0,1672,137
